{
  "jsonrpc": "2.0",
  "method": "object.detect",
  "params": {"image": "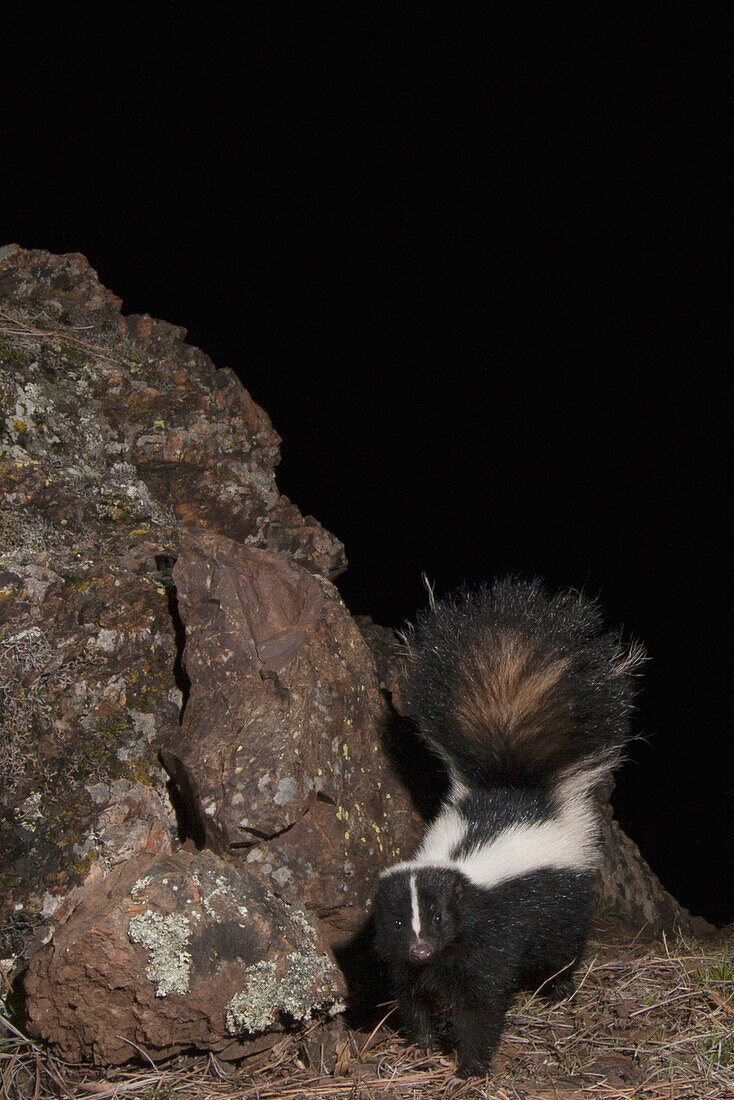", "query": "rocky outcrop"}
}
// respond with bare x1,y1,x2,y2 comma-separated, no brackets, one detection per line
0,245,418,1064
161,528,423,939
0,244,345,960
0,244,344,578
1,245,701,1069
23,848,345,1064
0,480,181,960
596,809,705,934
